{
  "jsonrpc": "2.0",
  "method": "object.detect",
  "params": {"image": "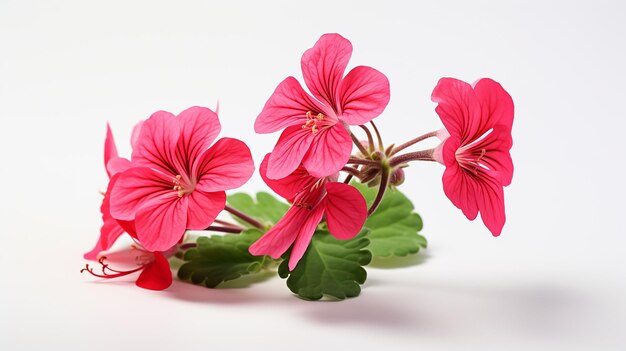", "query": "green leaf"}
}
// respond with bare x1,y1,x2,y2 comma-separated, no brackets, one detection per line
177,229,271,288
226,192,289,229
352,181,427,257
278,229,372,301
